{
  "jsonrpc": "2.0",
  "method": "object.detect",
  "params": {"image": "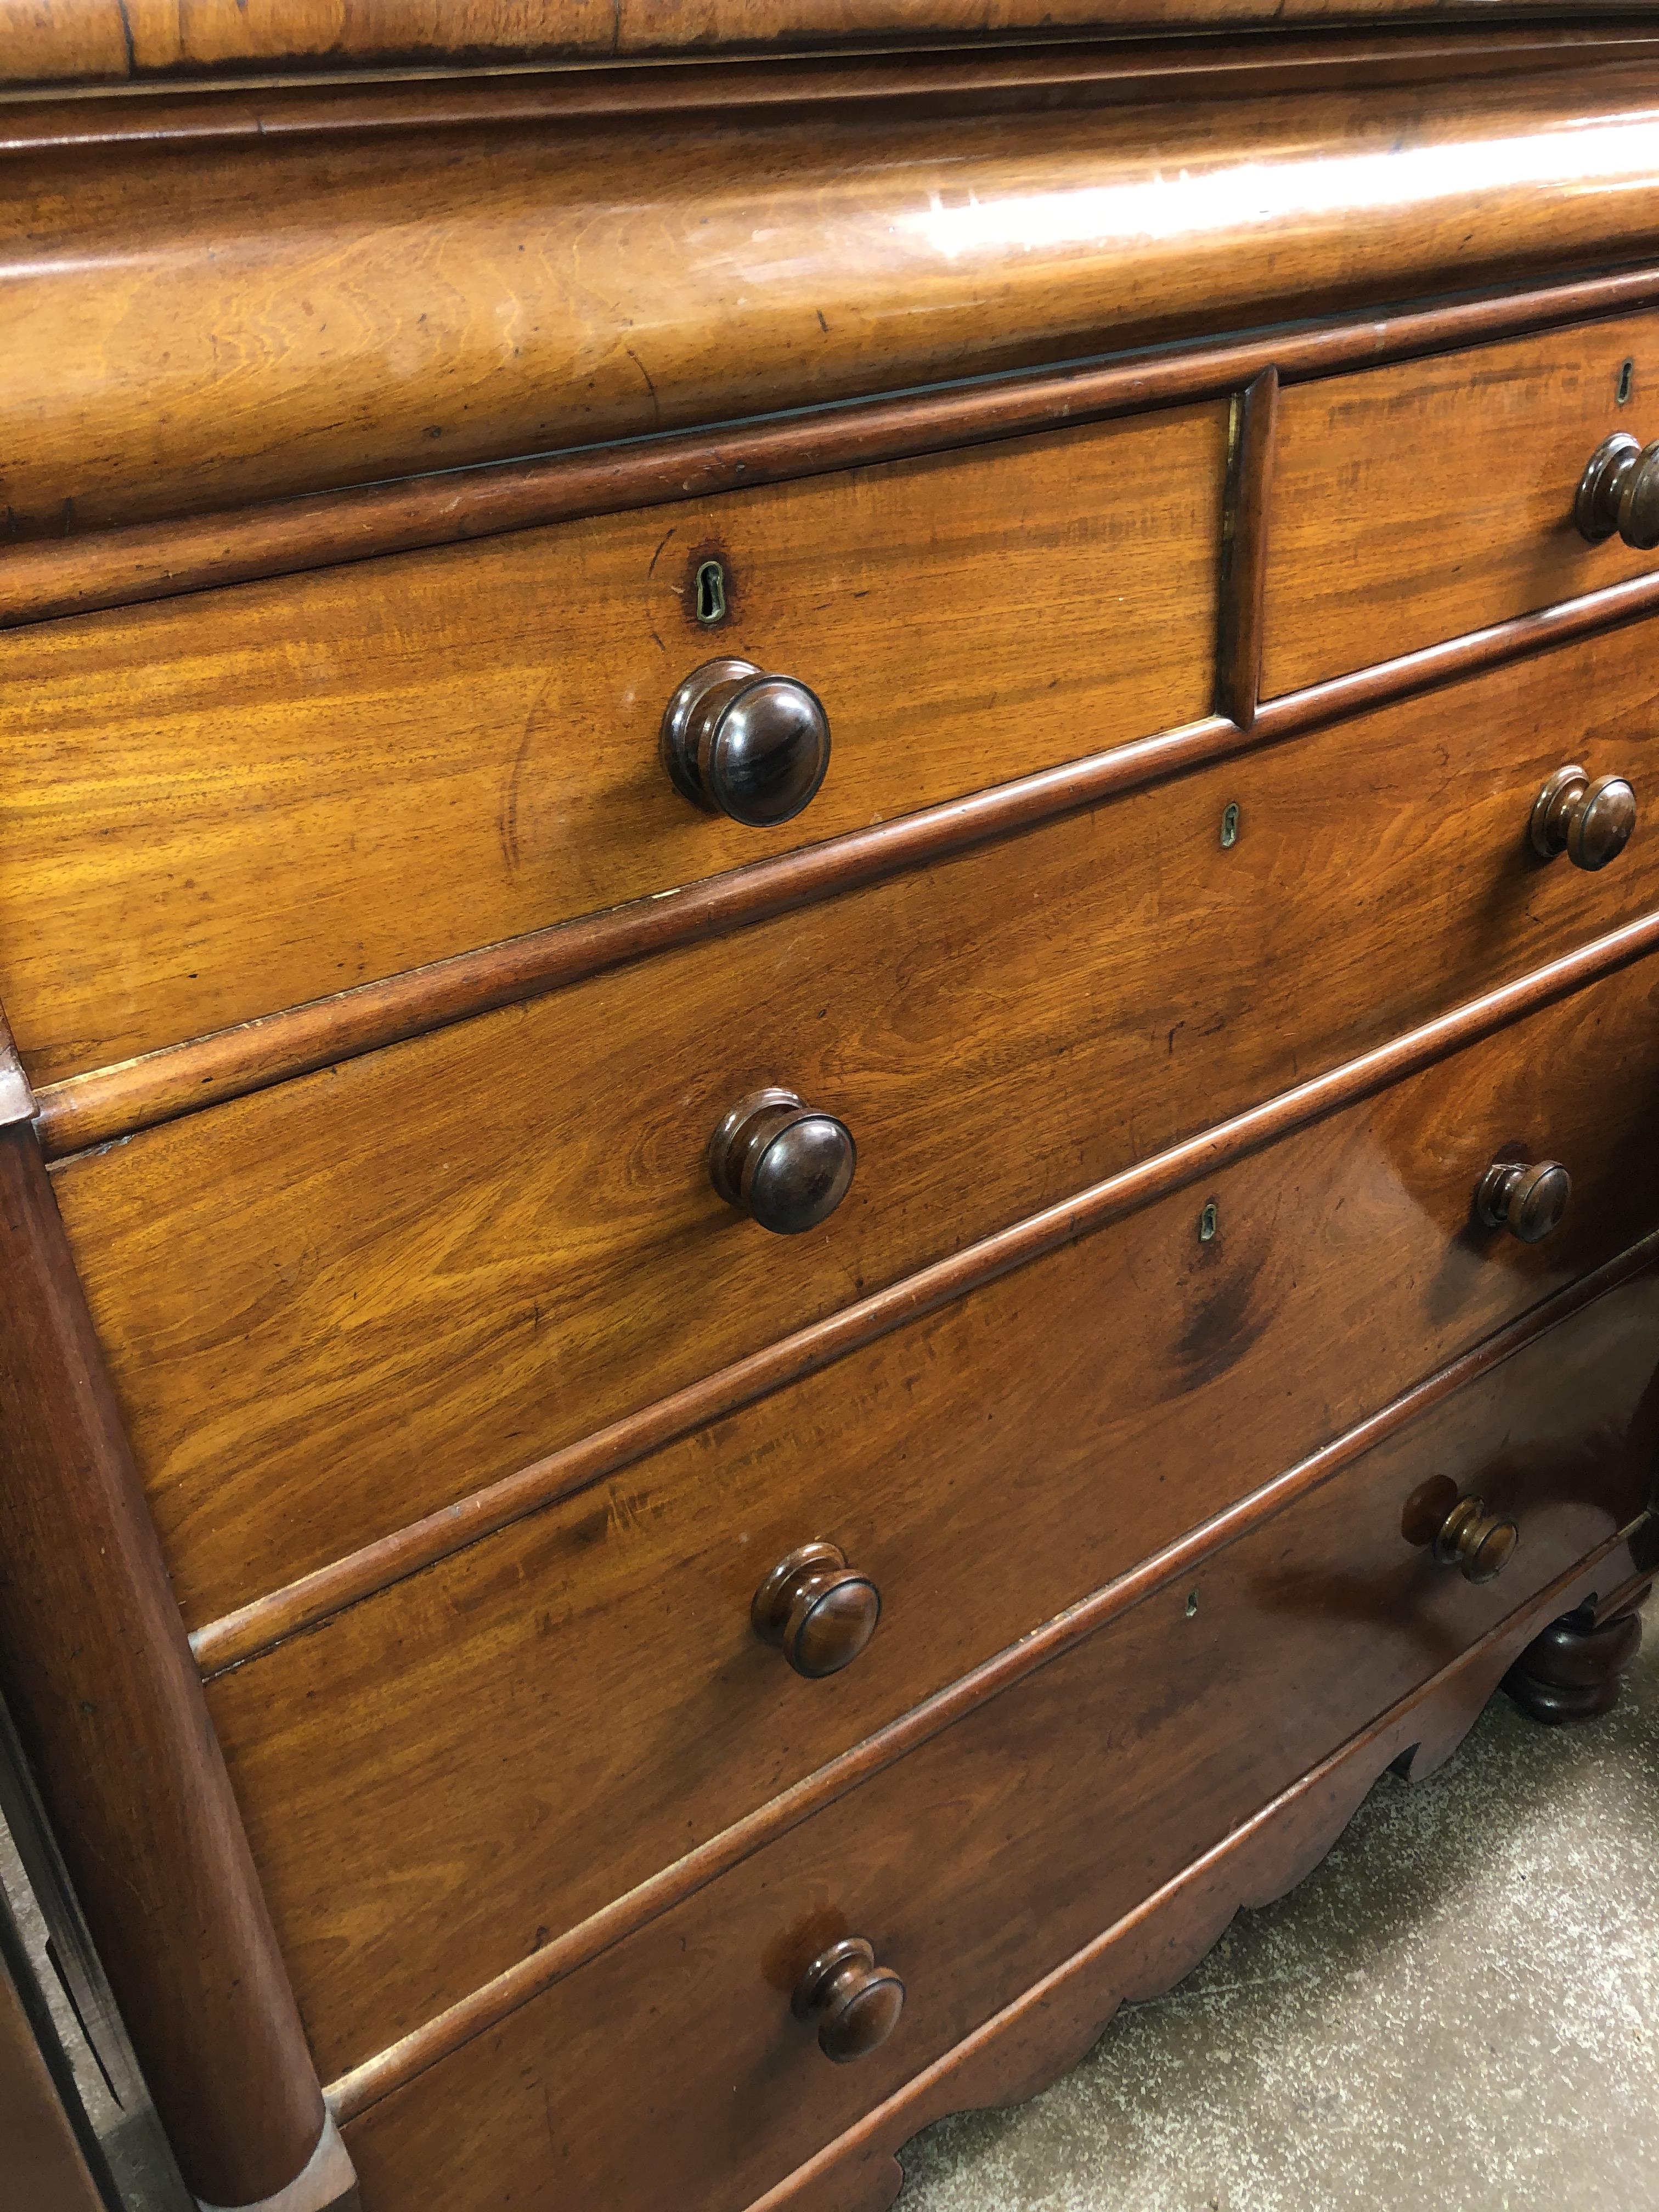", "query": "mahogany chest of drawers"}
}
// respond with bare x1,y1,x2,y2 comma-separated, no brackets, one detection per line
2,8,1658,2210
